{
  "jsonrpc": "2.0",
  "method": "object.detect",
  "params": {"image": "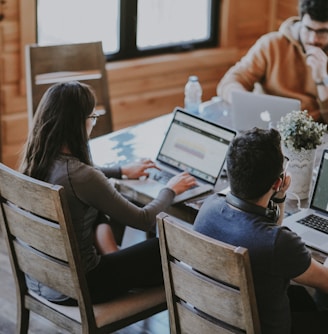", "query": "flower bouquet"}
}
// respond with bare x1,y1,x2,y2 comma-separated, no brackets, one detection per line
276,110,327,152
276,110,327,199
